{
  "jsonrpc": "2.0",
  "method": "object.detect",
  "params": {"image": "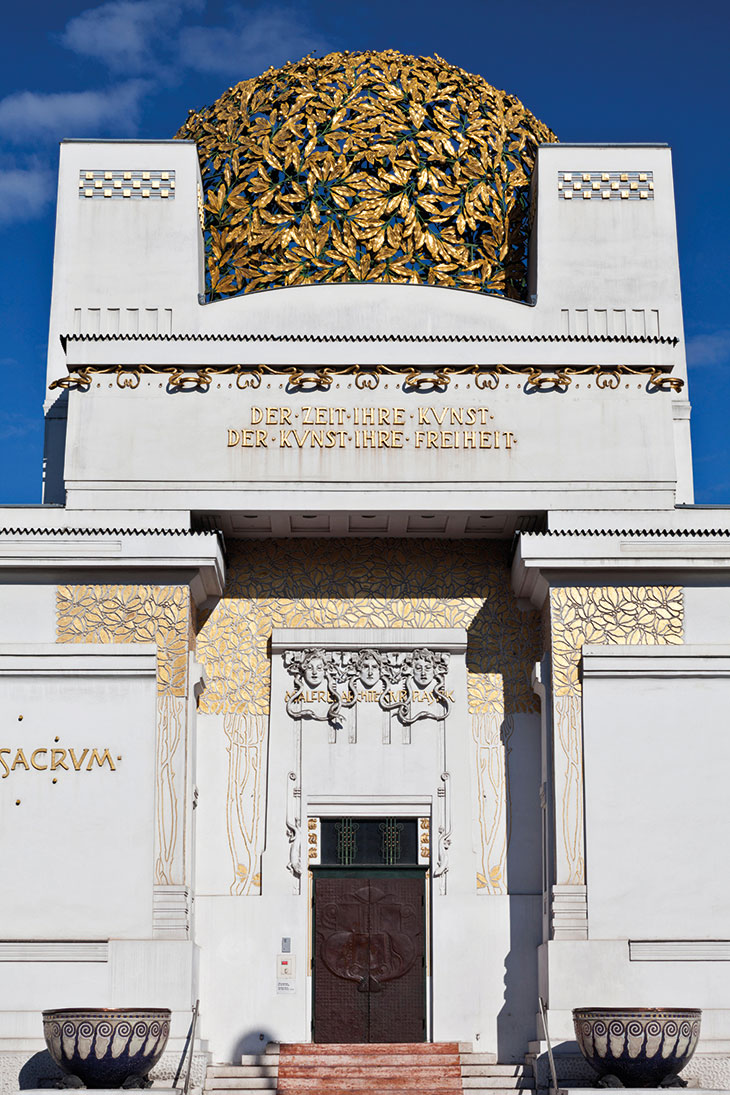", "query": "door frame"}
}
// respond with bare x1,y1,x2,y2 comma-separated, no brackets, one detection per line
311,866,430,1043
